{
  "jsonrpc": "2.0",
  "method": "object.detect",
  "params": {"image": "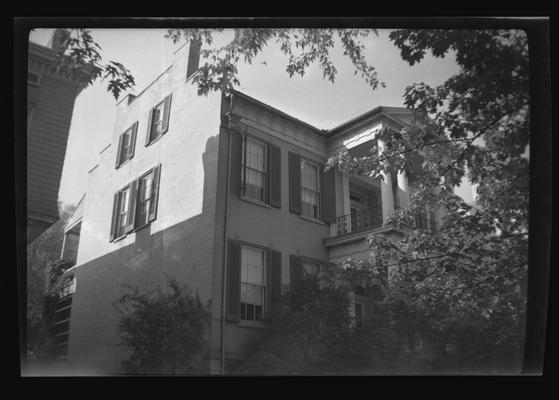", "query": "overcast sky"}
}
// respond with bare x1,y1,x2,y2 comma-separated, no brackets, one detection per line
29,28,473,208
